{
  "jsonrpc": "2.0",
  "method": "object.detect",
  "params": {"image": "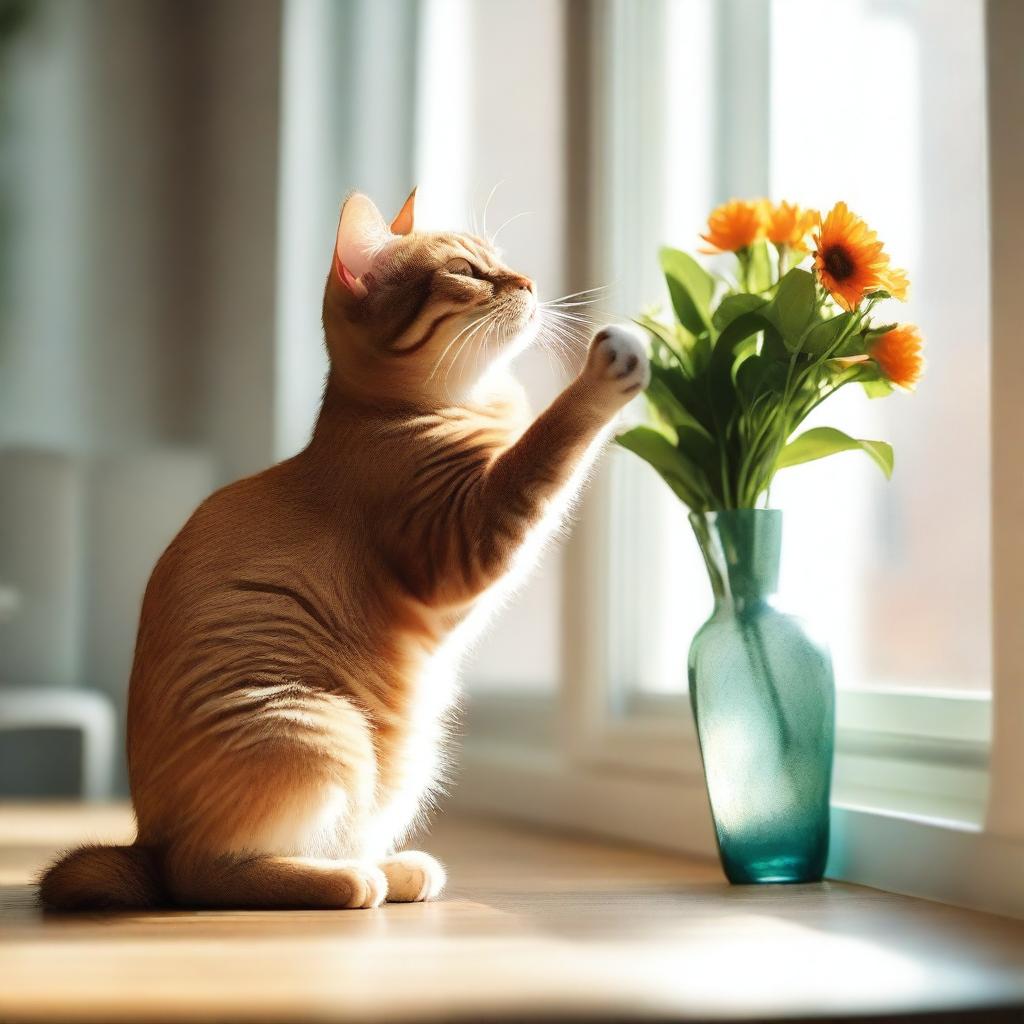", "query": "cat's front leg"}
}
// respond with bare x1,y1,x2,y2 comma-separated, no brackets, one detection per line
481,325,650,527
378,850,447,902
388,327,648,604
481,323,647,507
